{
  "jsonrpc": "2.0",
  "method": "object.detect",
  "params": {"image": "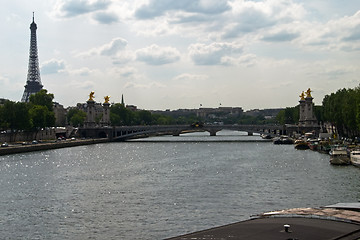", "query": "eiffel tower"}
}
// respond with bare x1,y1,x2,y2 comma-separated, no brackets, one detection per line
21,12,43,102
